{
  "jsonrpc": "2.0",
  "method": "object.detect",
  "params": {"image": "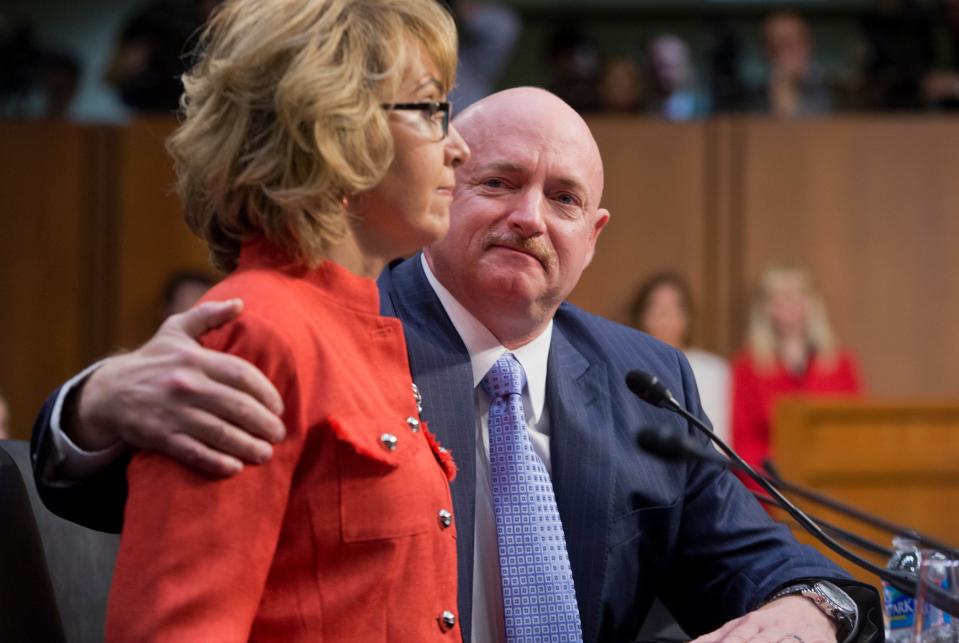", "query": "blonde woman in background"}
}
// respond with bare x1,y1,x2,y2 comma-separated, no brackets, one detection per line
731,263,862,474
105,0,470,640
